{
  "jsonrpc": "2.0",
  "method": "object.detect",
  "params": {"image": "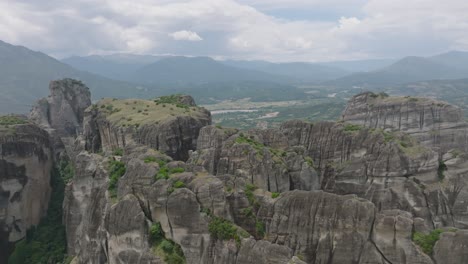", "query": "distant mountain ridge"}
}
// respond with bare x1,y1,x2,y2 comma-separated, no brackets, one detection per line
61,54,164,81
328,51,468,87
0,40,151,114
221,60,350,82
129,56,291,86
